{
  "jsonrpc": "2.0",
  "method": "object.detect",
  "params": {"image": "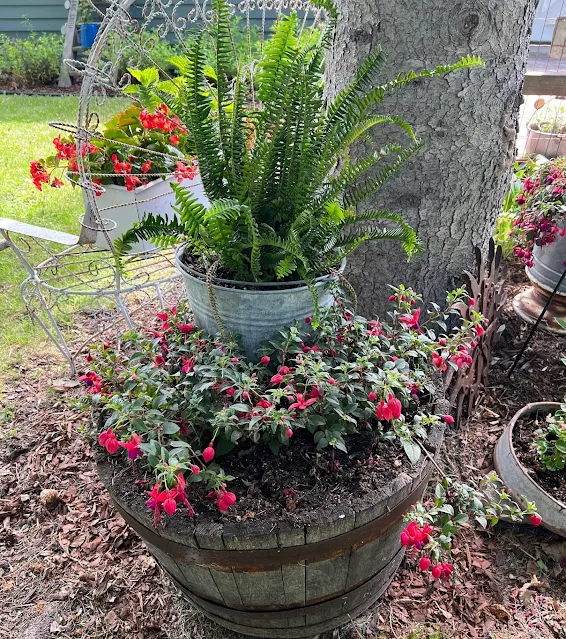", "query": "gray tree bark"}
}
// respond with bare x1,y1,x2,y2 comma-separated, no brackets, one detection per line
326,0,537,314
